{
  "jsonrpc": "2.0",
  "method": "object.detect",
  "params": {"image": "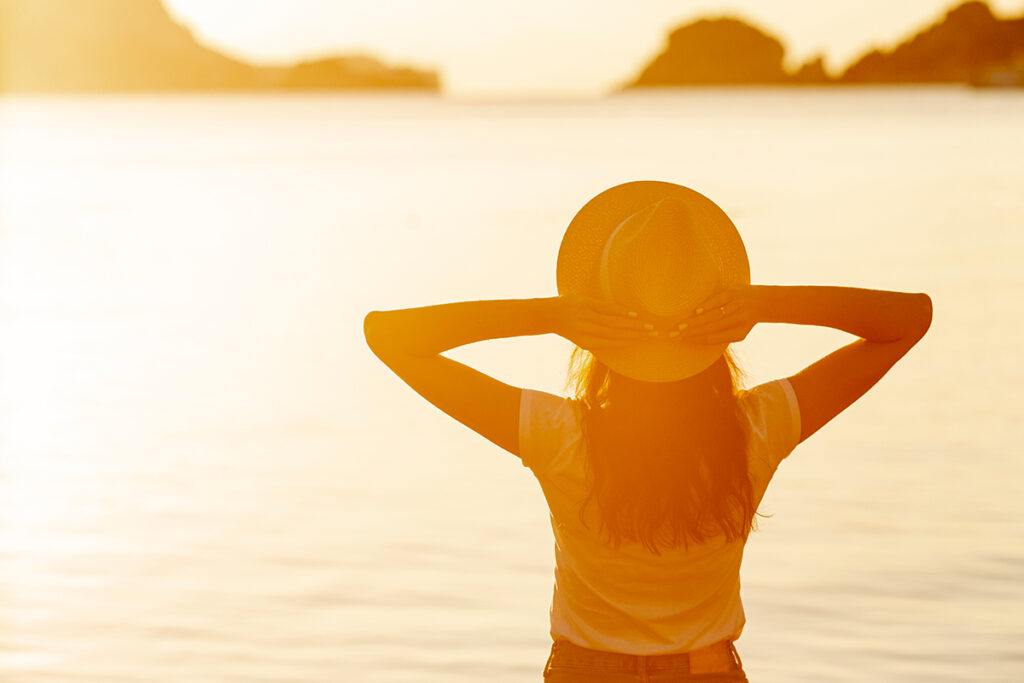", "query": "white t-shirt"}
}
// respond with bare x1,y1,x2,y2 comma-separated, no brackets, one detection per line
518,379,802,654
